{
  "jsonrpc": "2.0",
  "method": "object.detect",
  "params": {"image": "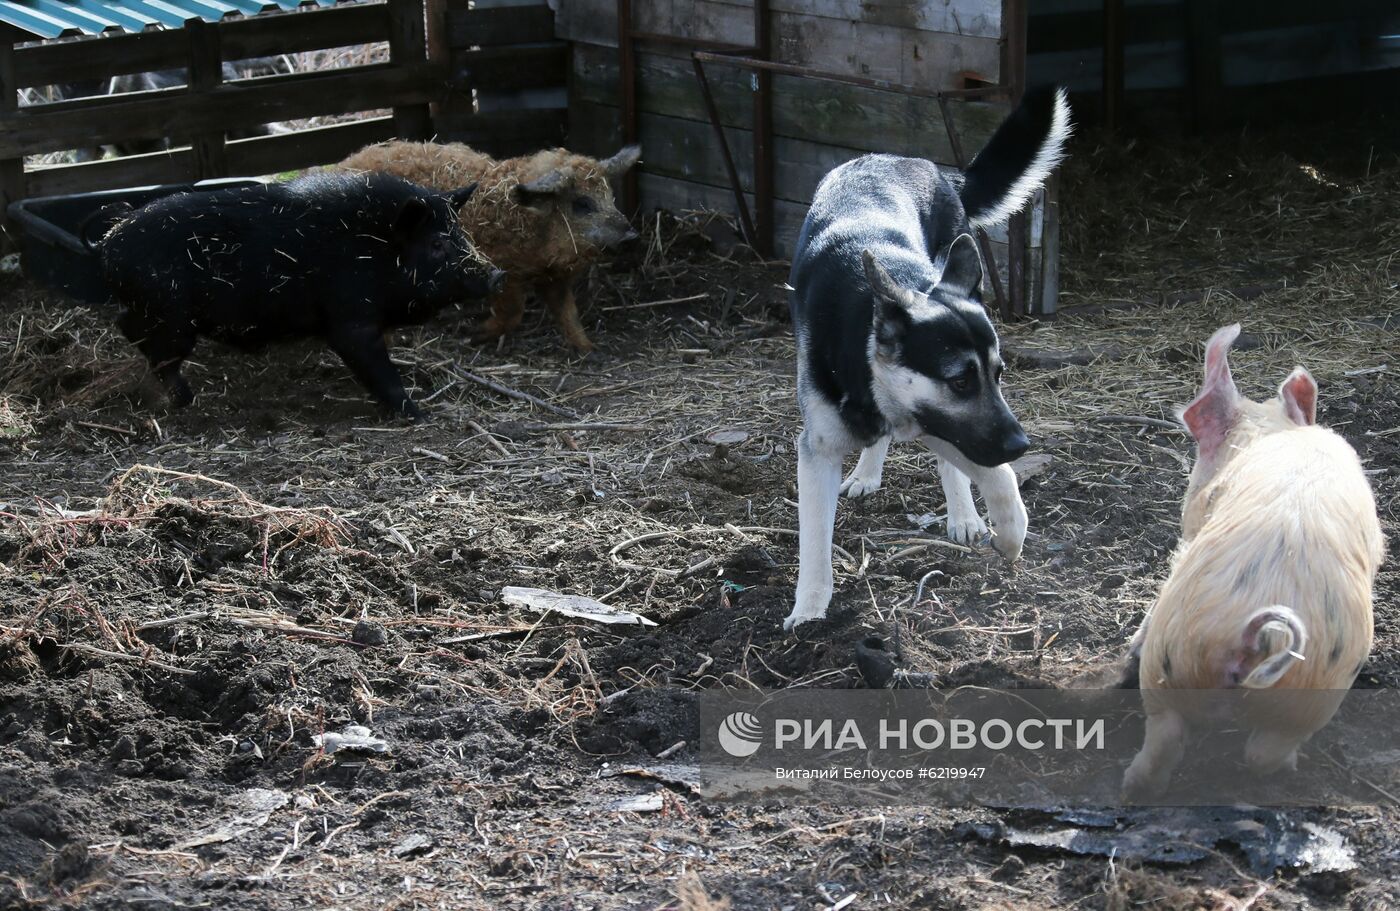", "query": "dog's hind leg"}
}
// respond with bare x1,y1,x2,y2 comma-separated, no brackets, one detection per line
841,436,890,498
786,427,844,630
937,459,988,545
